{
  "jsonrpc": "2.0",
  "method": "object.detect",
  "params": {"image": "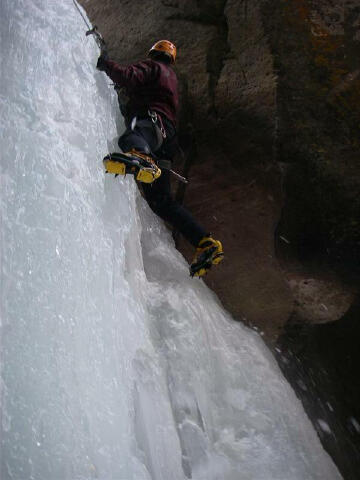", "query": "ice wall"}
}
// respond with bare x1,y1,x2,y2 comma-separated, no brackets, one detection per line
0,1,342,479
